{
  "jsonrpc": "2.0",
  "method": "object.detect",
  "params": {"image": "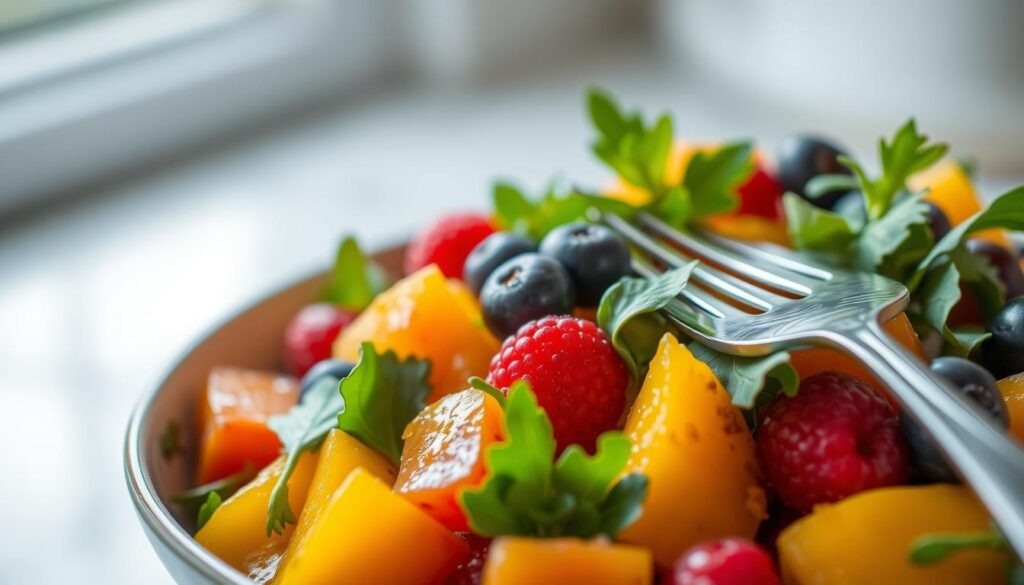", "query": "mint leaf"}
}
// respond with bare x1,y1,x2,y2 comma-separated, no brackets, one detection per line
783,193,858,253
173,464,255,520
460,383,647,539
321,236,389,310
491,182,633,241
687,343,798,409
588,88,672,195
196,492,222,532
684,142,753,220
265,376,345,535
337,342,432,467
596,263,699,390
